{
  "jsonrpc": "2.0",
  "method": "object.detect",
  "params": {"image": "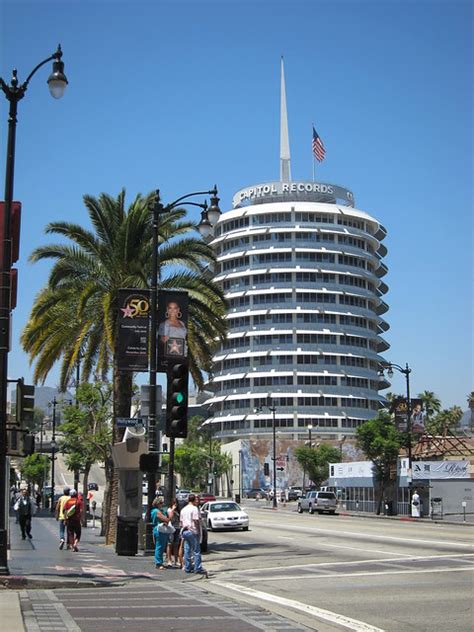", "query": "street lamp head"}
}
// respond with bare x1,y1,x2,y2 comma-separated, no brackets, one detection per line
206,190,221,226
47,46,68,99
307,423,313,430
387,367,394,379
197,205,213,238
